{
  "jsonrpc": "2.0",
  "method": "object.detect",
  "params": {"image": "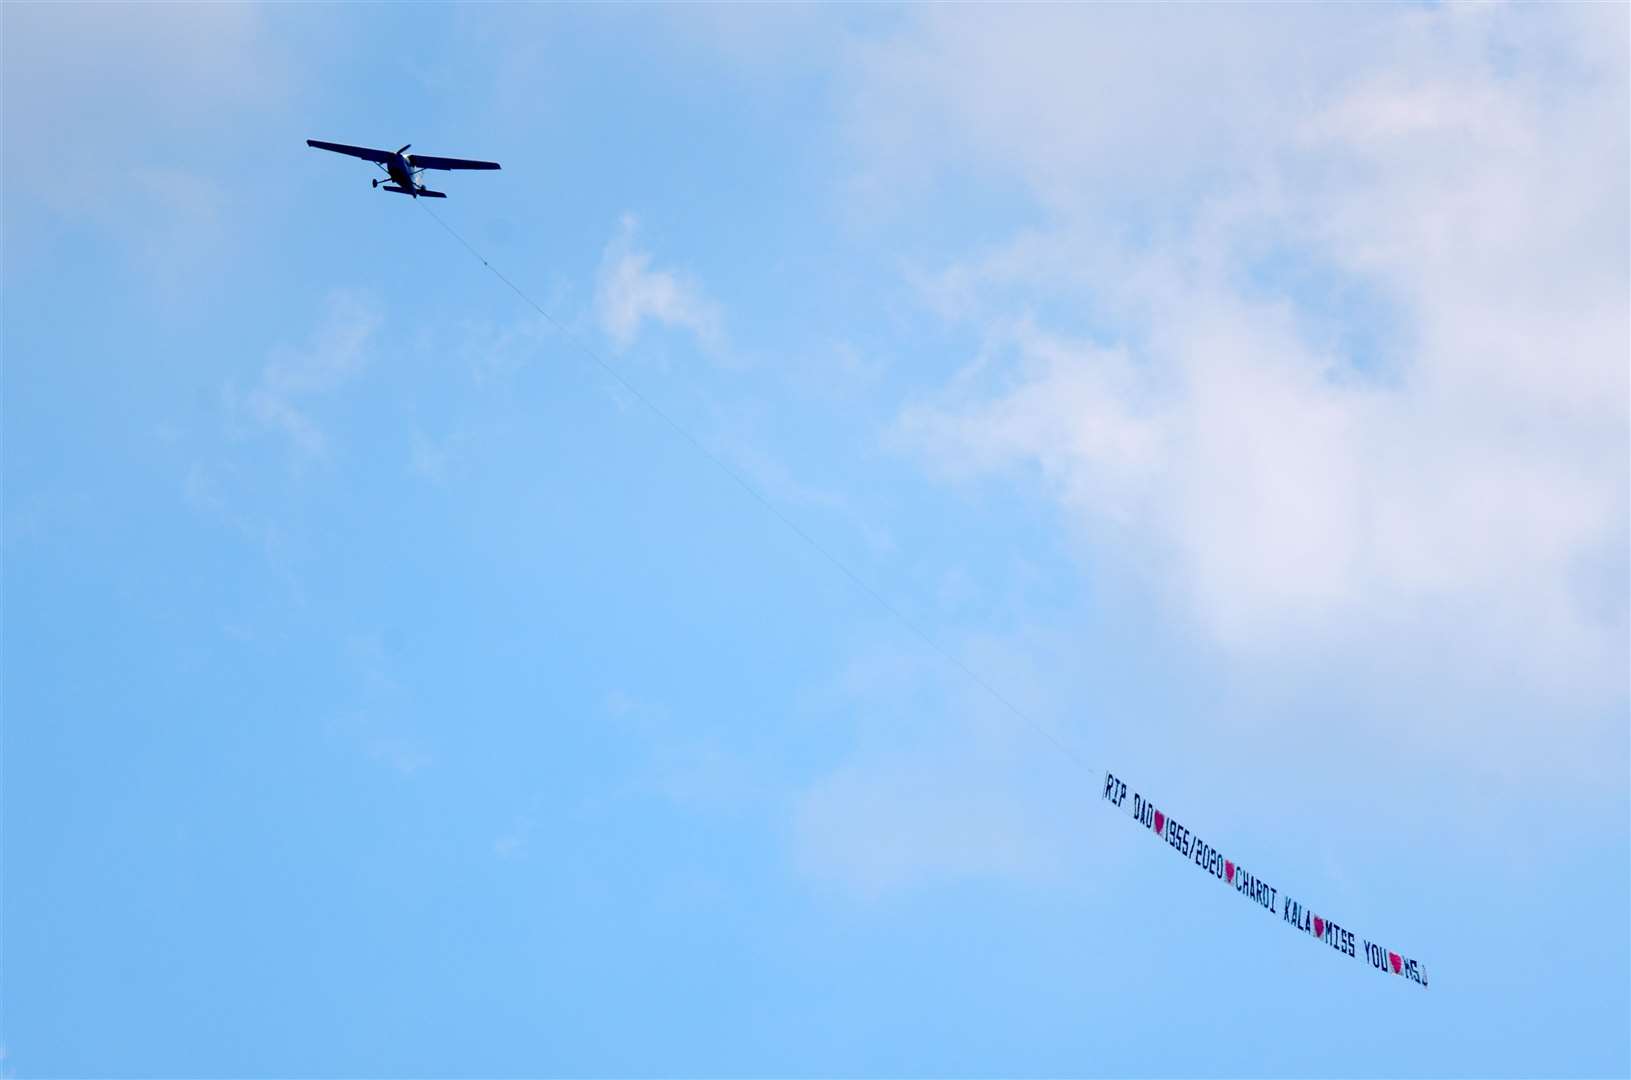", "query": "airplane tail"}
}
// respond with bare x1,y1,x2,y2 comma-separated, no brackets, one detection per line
381,185,447,199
